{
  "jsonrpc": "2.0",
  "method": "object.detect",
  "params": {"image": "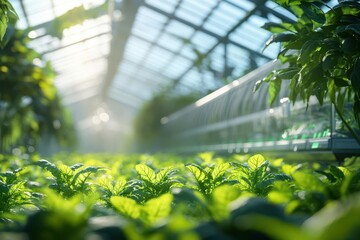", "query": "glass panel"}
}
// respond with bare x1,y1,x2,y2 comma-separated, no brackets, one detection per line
157,32,184,52
163,56,193,79
52,0,83,16
225,0,255,11
175,3,206,26
132,18,163,42
181,0,218,15
137,7,169,25
191,31,217,53
143,47,174,71
181,70,203,90
27,10,55,26
124,36,152,63
165,20,195,39
227,44,251,76
145,0,179,13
